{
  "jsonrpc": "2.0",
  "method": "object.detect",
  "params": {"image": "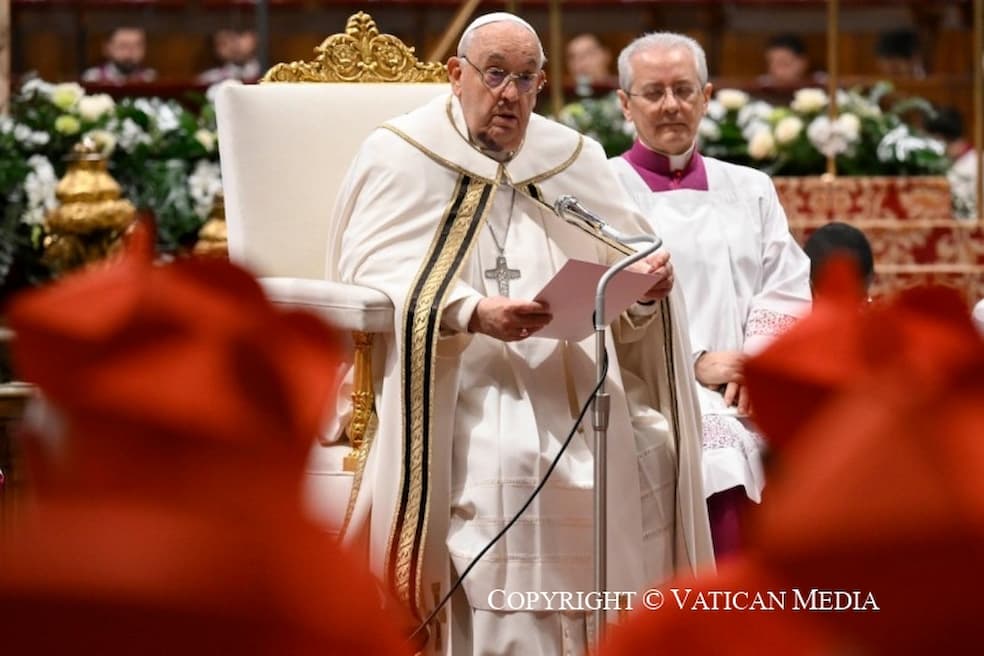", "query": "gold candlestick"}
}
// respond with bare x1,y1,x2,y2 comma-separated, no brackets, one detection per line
42,138,136,275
